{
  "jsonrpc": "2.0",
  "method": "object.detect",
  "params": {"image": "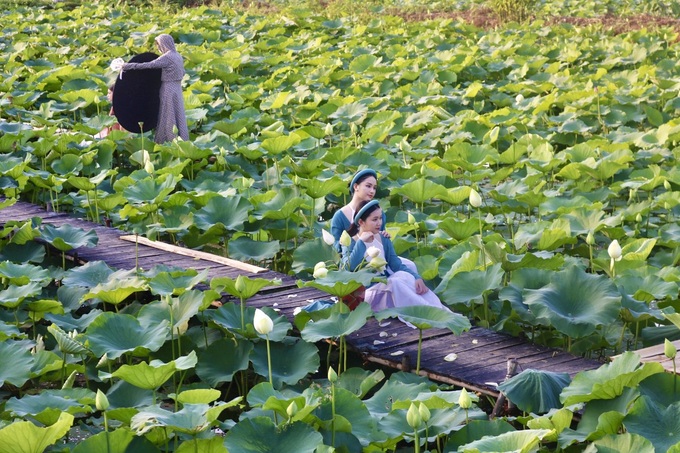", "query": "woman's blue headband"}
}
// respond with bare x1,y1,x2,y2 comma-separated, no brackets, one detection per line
349,168,377,195
354,200,381,225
